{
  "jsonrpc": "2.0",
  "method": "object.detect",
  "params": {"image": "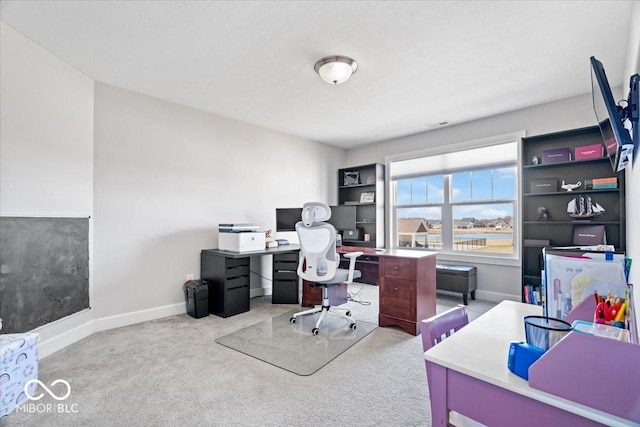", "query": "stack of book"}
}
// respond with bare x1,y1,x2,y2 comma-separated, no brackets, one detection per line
585,177,617,189
524,284,542,305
